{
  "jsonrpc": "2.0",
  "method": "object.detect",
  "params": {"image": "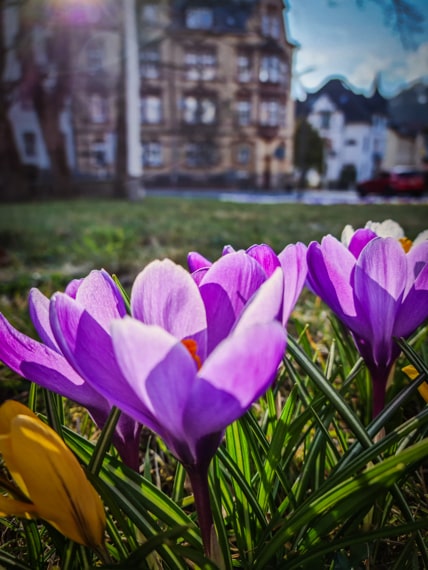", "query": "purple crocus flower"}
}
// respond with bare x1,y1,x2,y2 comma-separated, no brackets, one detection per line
188,242,307,326
0,271,142,470
49,258,287,556
306,232,428,417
